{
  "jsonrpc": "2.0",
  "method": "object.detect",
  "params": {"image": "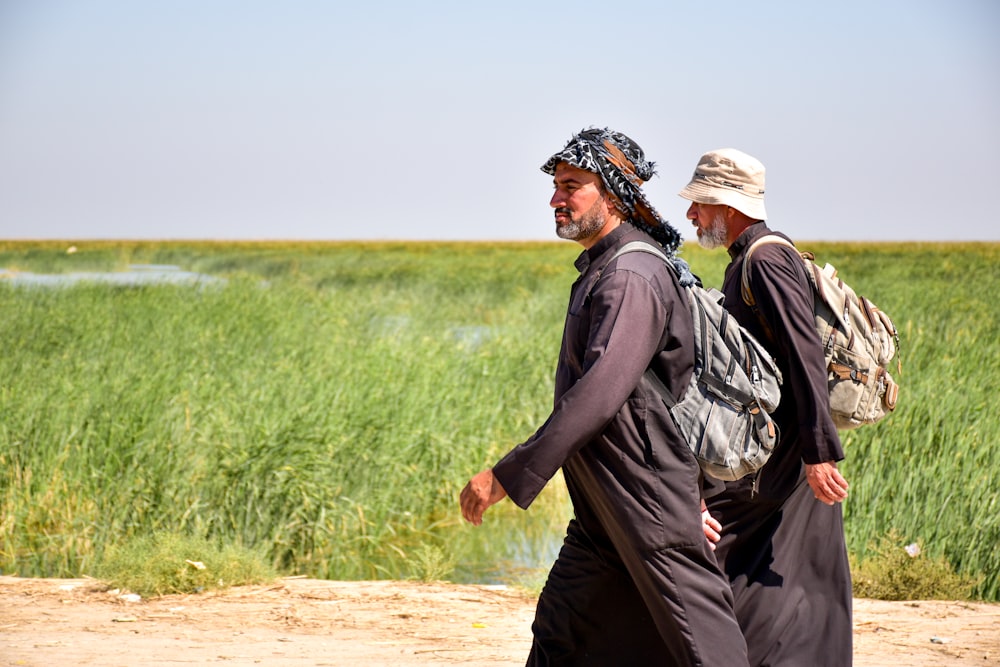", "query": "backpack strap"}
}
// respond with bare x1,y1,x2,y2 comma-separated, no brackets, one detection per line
739,234,817,344
604,241,683,407
740,234,799,307
587,241,674,301
609,240,672,266
595,241,685,302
